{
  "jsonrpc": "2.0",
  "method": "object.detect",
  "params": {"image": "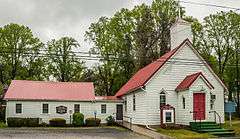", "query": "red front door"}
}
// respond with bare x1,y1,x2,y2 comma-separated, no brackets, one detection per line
193,93,205,120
